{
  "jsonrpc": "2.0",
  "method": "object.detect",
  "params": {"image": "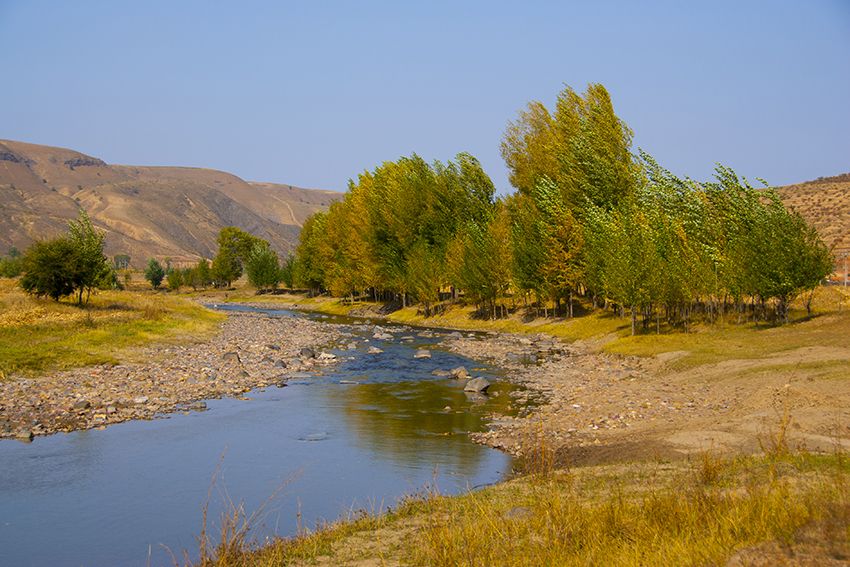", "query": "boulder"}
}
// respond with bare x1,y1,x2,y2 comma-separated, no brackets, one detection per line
317,352,337,361
367,347,383,354
132,396,149,405
299,347,316,359
73,399,91,411
274,359,288,369
414,349,431,359
450,366,469,380
464,377,491,393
